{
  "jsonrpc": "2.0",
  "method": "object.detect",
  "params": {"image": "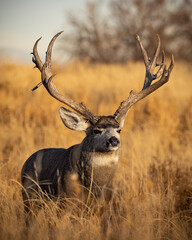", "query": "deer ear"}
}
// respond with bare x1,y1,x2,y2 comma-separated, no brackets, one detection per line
59,107,91,131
